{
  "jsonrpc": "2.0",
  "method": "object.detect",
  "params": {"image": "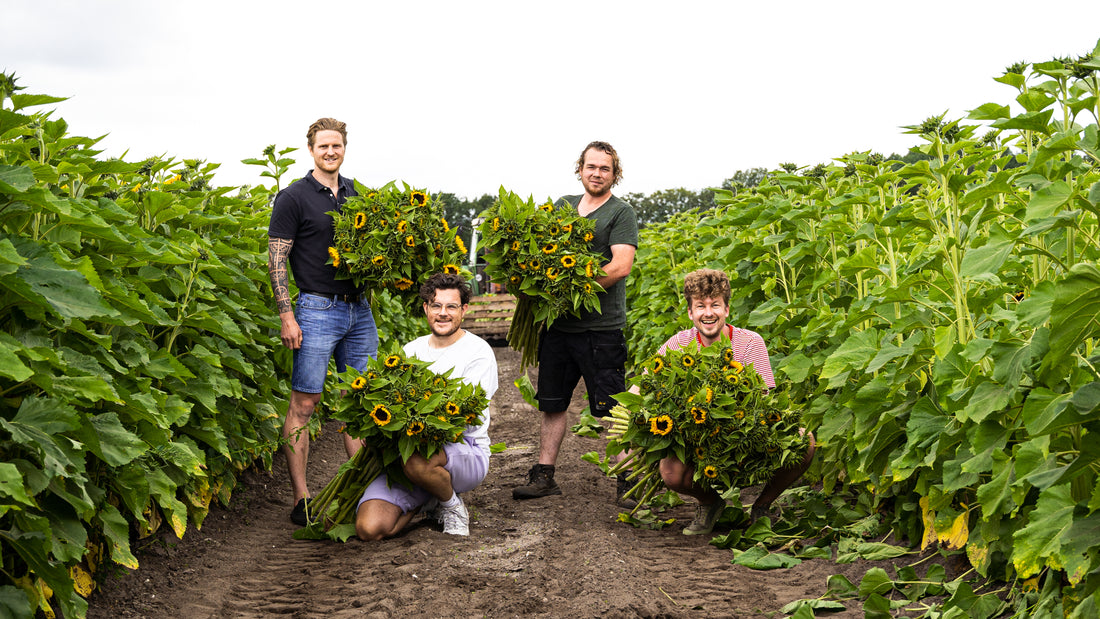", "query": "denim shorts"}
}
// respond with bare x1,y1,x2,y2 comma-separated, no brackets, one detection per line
536,328,627,417
291,293,379,393
356,438,489,514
